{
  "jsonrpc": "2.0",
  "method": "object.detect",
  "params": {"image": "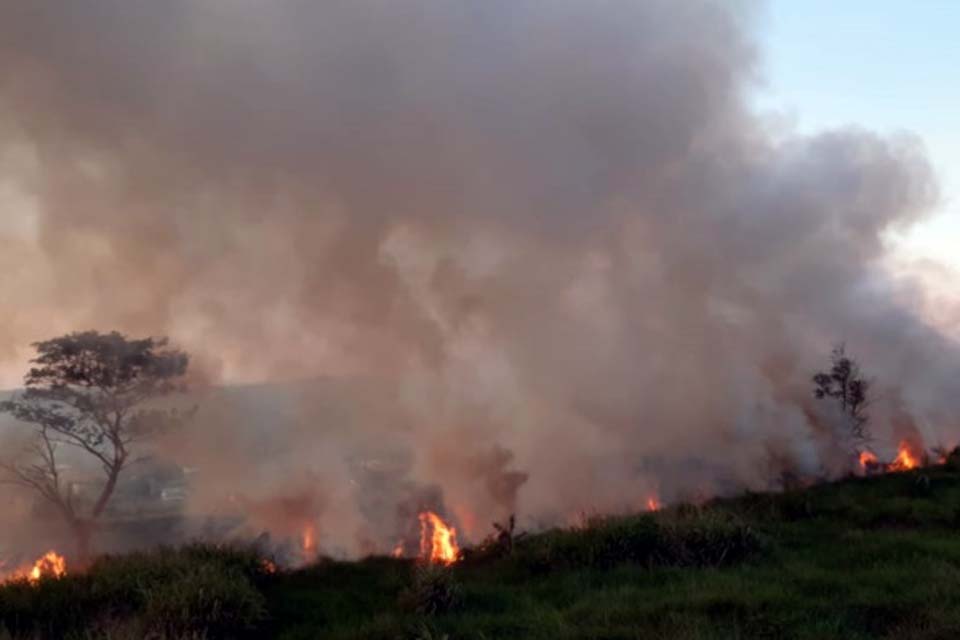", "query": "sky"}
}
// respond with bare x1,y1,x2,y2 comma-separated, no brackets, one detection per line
755,0,960,271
